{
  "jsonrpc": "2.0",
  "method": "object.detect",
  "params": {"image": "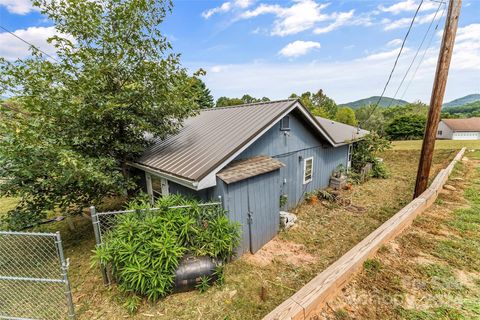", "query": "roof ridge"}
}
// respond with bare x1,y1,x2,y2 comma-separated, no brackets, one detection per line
201,98,298,112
